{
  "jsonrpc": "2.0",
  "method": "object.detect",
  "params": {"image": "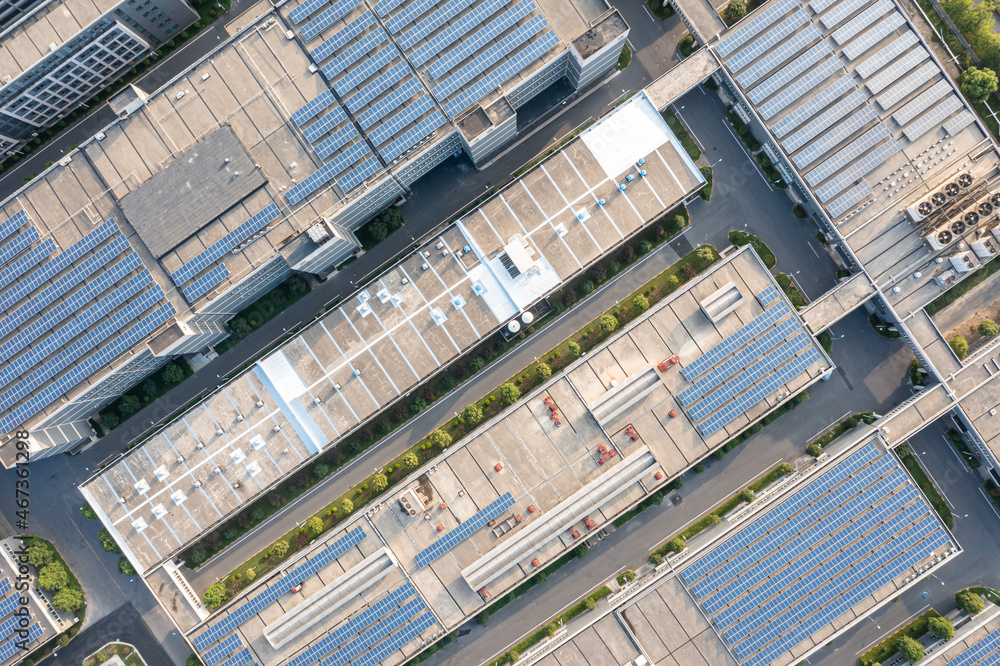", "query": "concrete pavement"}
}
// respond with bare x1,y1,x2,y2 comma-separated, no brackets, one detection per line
930,269,1000,336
